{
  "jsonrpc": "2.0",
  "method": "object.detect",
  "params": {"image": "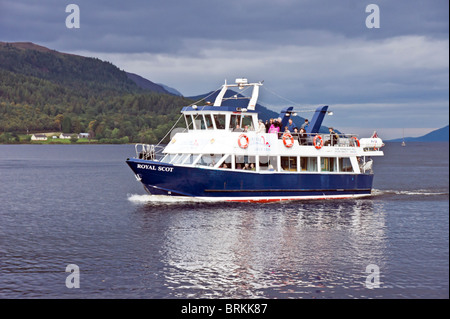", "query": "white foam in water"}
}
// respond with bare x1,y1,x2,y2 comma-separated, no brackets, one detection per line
372,189,448,196
394,190,448,196
128,189,448,204
127,193,207,204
